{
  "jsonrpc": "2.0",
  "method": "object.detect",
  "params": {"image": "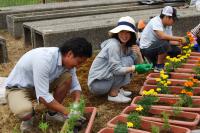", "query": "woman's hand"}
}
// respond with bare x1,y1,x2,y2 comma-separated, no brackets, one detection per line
132,45,141,56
